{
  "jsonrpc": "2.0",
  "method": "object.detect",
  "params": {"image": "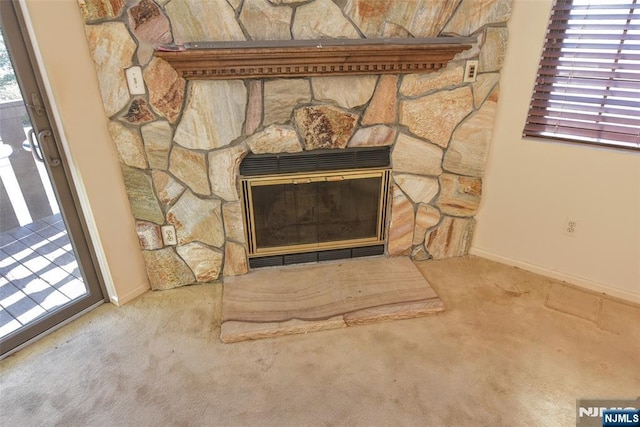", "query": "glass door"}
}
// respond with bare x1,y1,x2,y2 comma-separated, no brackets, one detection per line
0,1,105,357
